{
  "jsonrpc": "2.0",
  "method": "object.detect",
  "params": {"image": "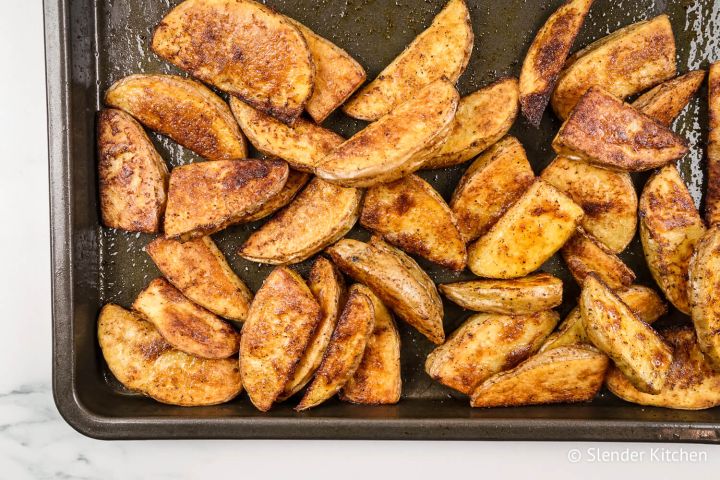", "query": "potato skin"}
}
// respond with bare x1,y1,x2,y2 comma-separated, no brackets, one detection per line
236,170,310,223
632,70,705,127
688,228,720,369
707,63,720,225
97,109,168,233
561,229,635,289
